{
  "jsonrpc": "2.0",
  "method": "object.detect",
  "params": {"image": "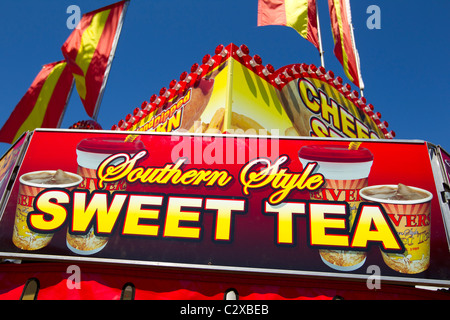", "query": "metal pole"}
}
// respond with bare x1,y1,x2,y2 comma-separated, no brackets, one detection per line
346,0,364,95
316,1,325,68
57,78,75,128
